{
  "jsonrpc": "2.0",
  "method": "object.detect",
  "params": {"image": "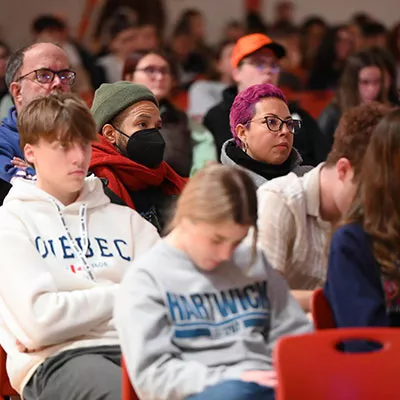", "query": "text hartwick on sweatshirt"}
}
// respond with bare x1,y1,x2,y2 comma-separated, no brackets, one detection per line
166,280,270,339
